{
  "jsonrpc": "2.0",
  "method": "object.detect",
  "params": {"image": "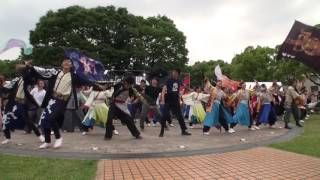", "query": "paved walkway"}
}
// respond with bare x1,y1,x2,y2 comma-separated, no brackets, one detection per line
96,147,320,180
0,121,290,159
